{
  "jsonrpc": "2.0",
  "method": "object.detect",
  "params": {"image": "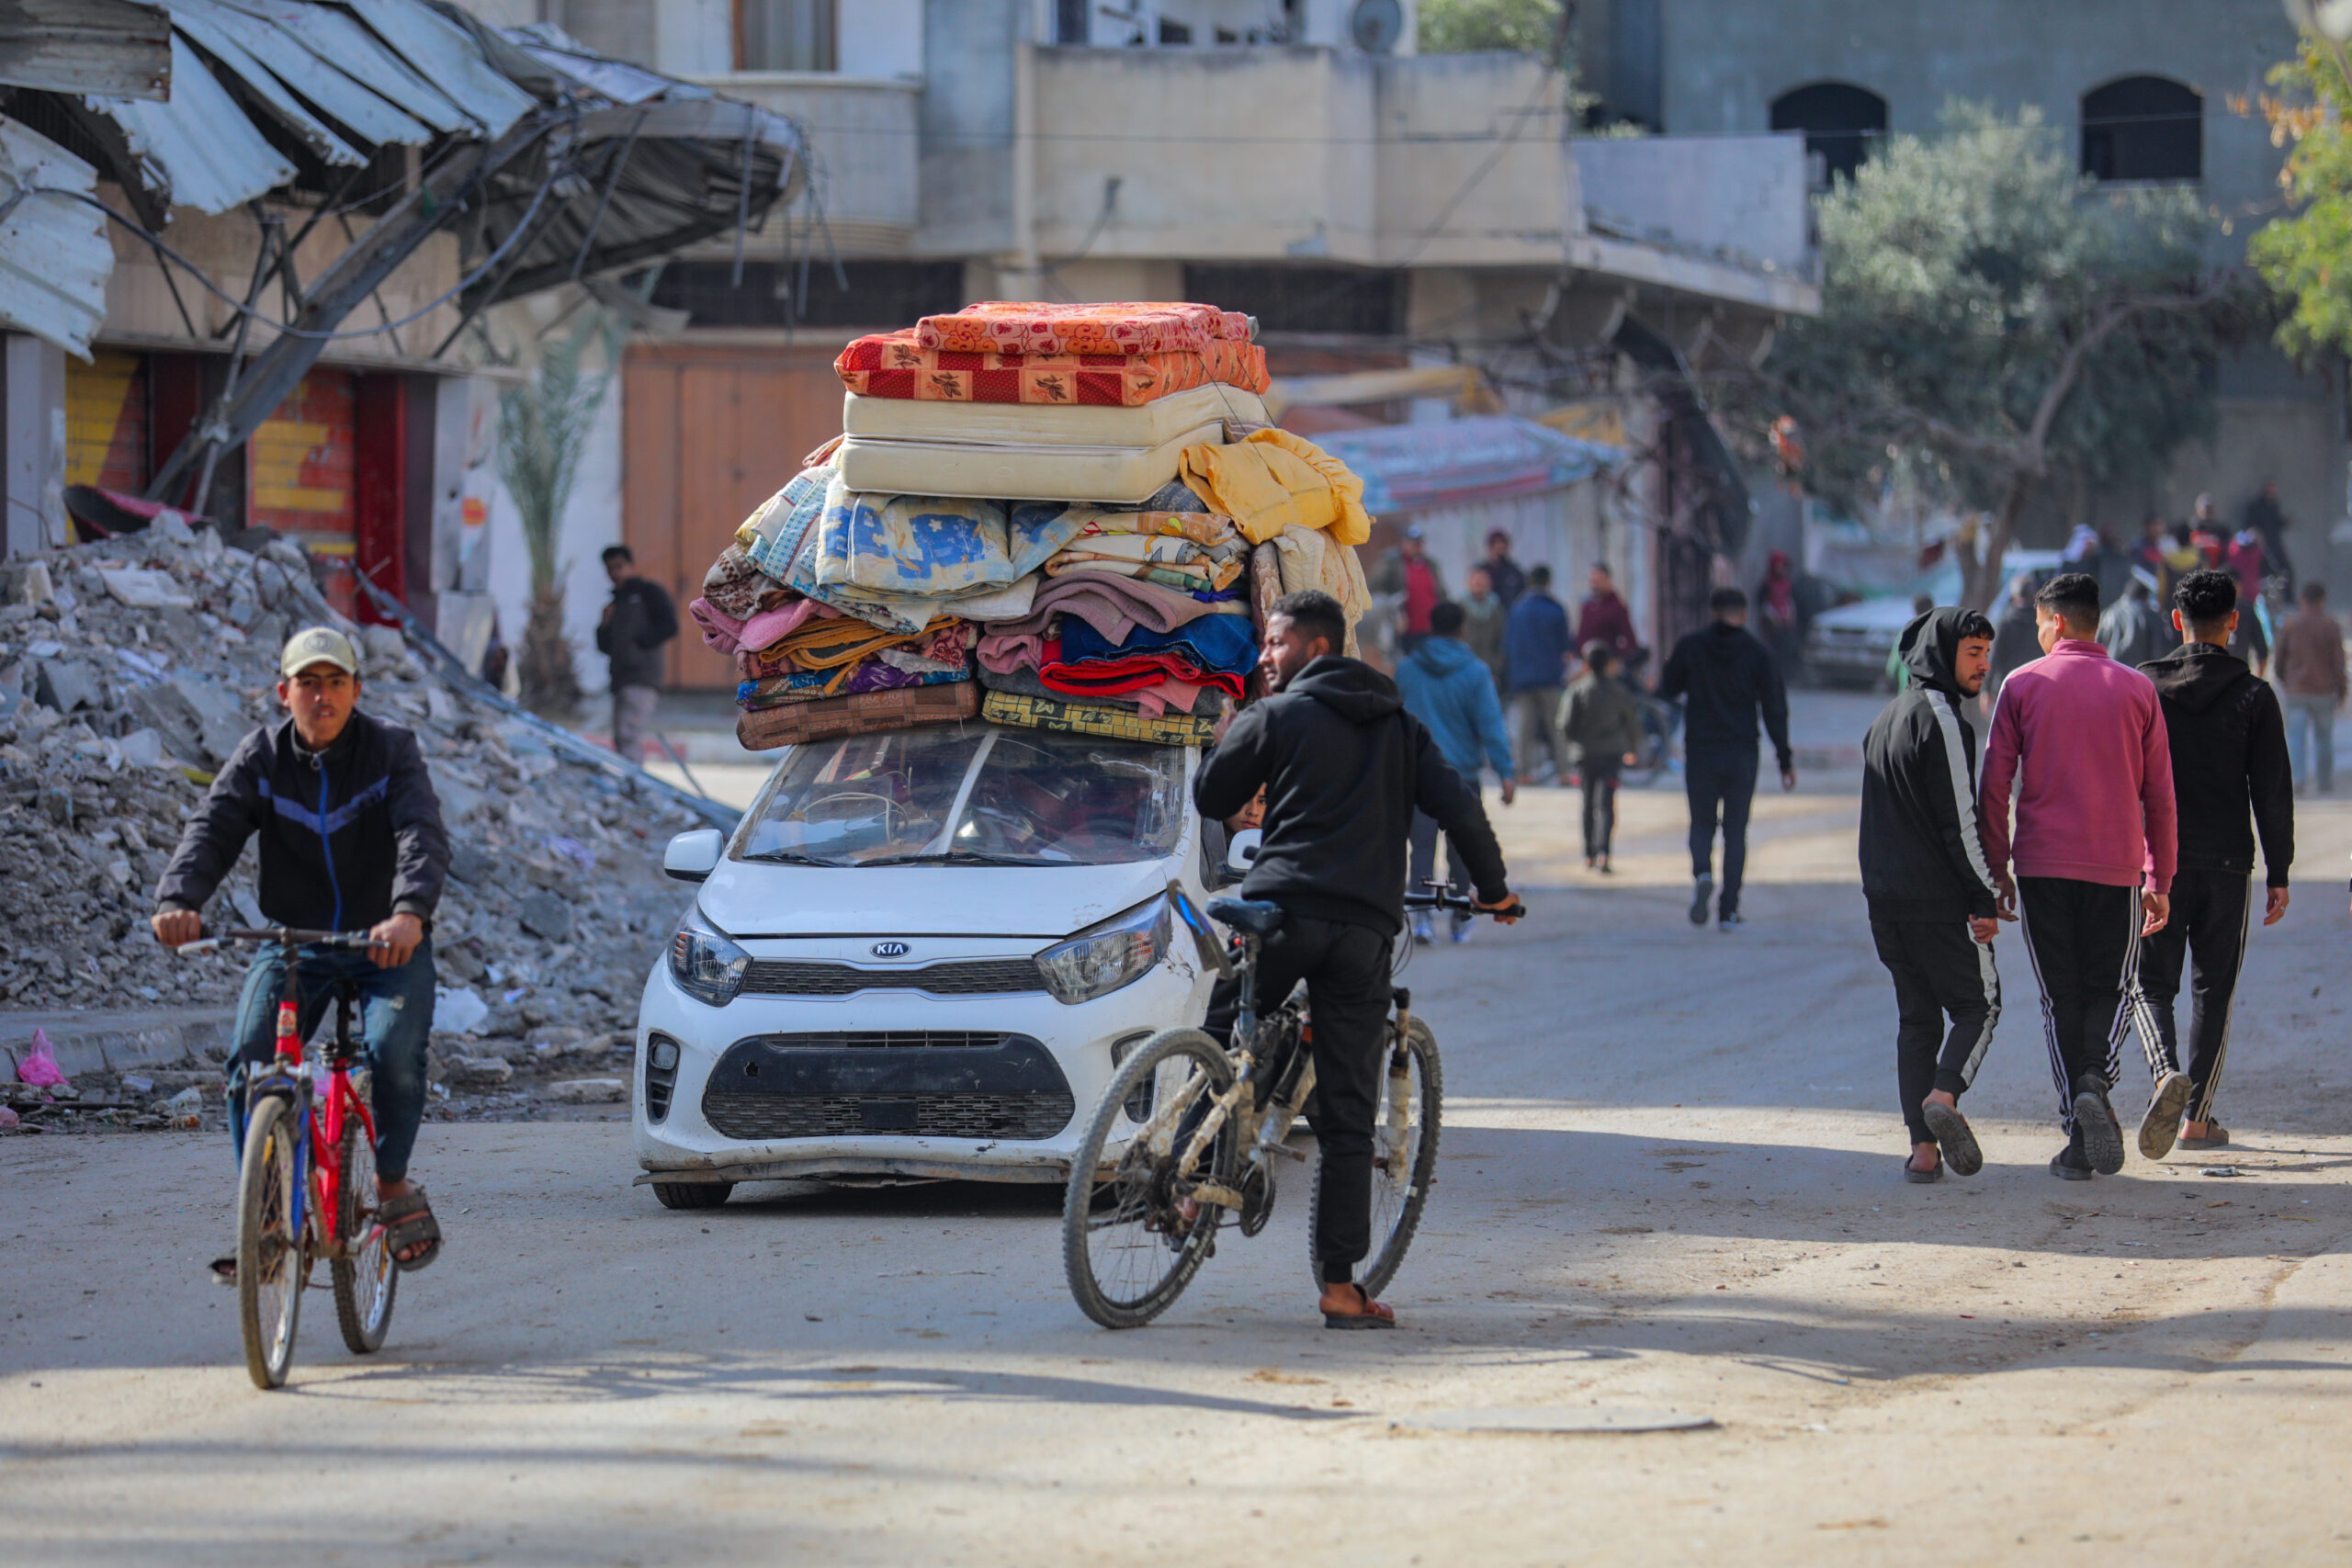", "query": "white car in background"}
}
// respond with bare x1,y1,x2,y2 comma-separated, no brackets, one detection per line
1804,549,2067,688
630,722,1233,1209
